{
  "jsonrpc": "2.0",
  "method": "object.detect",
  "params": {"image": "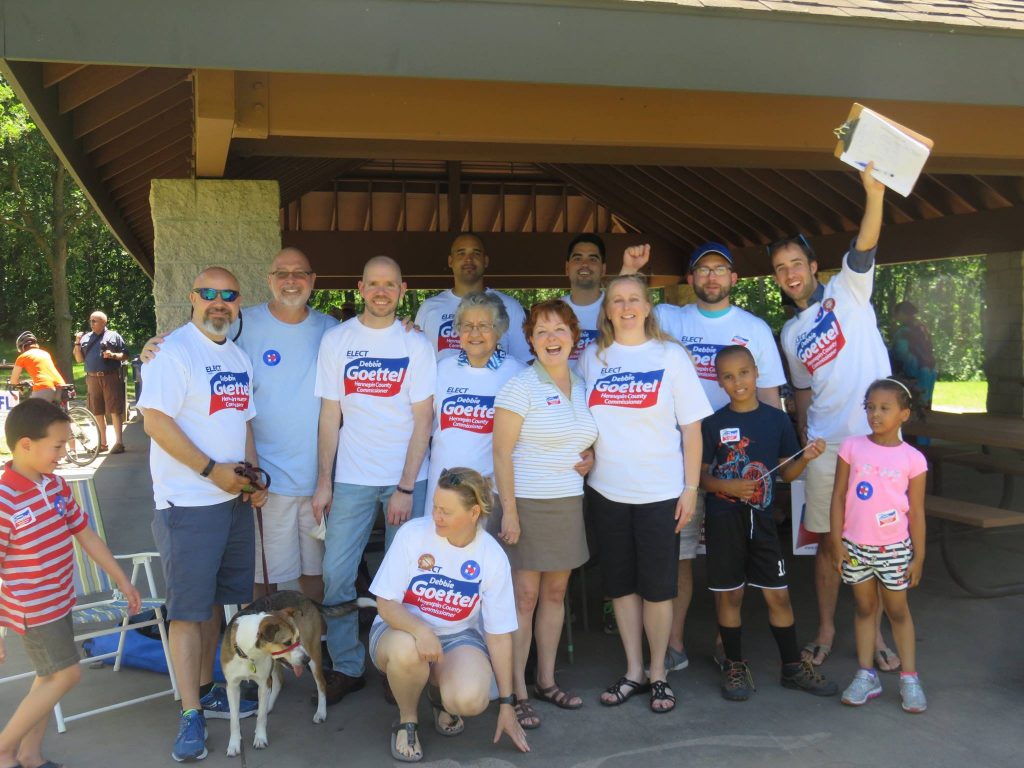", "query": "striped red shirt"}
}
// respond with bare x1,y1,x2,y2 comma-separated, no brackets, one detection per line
0,462,88,633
